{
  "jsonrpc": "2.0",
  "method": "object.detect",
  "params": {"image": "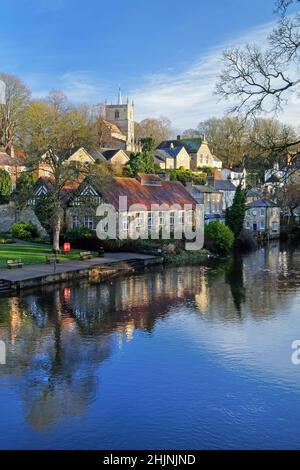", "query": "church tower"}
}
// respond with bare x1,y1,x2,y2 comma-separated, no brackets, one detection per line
105,88,135,152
